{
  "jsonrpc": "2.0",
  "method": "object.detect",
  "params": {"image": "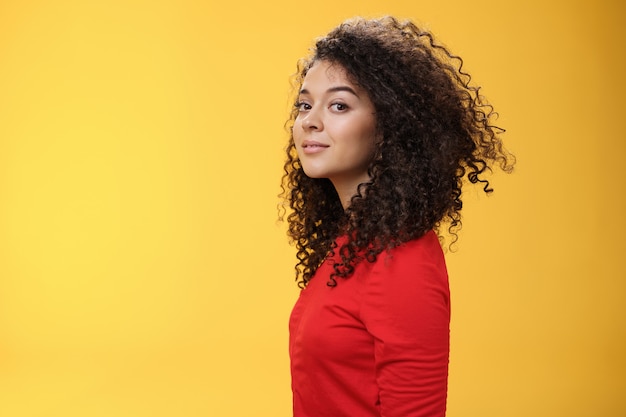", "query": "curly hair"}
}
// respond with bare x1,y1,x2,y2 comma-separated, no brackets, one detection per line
281,16,515,288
